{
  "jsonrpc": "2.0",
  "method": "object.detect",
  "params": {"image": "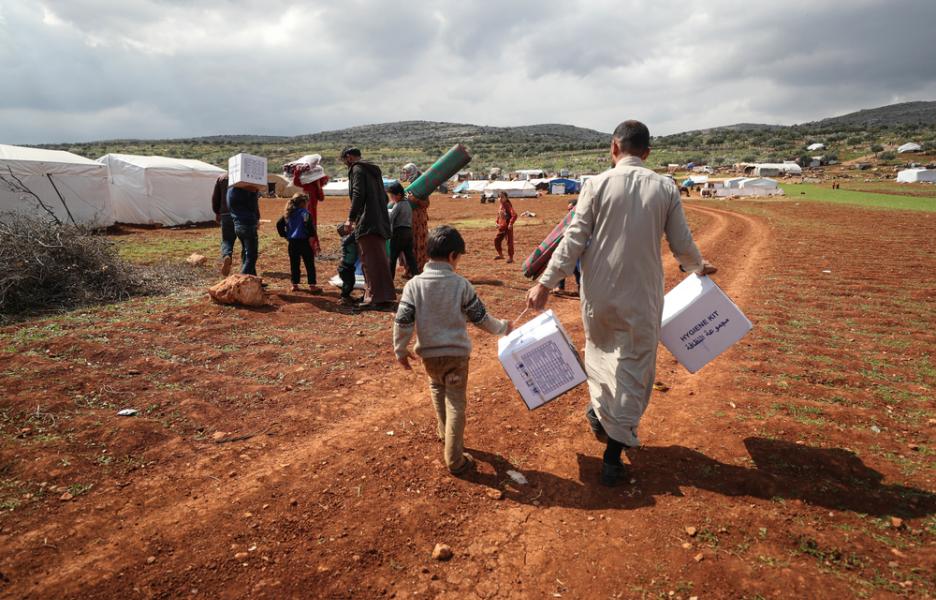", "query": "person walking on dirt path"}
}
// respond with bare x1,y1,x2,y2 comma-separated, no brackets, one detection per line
226,184,262,276
526,120,717,487
393,225,512,475
341,147,396,310
387,182,420,281
211,174,235,276
493,191,517,263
